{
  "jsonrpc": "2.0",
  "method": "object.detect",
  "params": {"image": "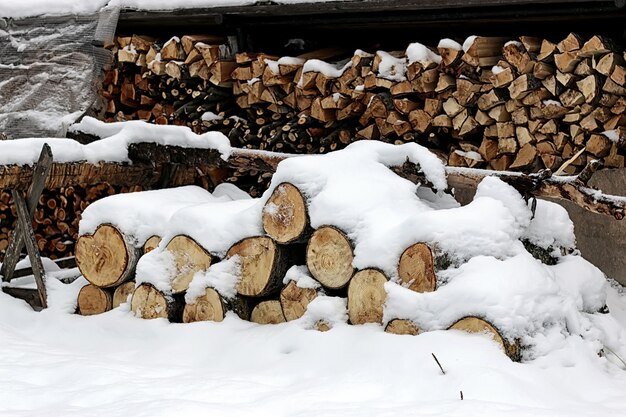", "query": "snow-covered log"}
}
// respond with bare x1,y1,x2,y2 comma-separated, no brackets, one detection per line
449,316,521,361
397,243,439,293
164,235,216,294
262,182,311,244
182,288,250,323
131,283,183,321
226,236,295,297
384,319,420,335
77,284,113,316
76,224,142,288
